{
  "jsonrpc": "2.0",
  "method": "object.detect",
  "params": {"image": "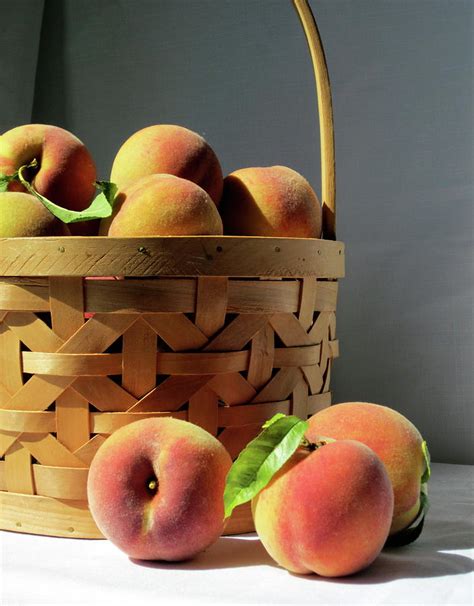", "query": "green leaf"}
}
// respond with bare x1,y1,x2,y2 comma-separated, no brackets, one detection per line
17,163,117,224
261,413,286,429
384,485,429,548
0,168,22,192
0,174,12,192
95,180,118,206
223,415,308,519
421,440,431,484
